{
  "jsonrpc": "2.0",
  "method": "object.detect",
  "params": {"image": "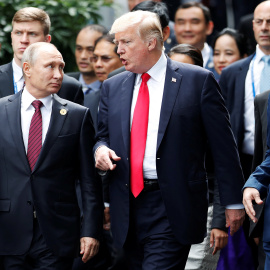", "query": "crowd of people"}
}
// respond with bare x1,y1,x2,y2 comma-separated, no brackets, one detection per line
0,0,270,270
